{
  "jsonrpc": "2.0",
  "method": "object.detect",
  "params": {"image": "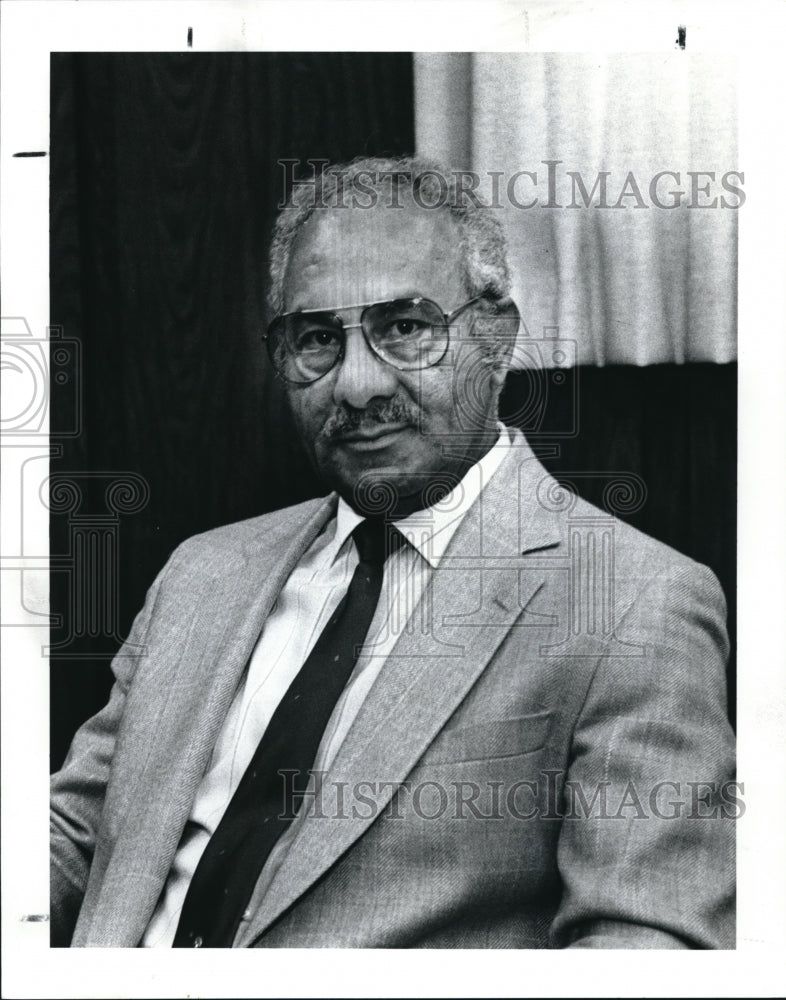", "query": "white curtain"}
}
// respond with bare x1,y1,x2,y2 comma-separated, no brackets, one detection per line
415,53,738,366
